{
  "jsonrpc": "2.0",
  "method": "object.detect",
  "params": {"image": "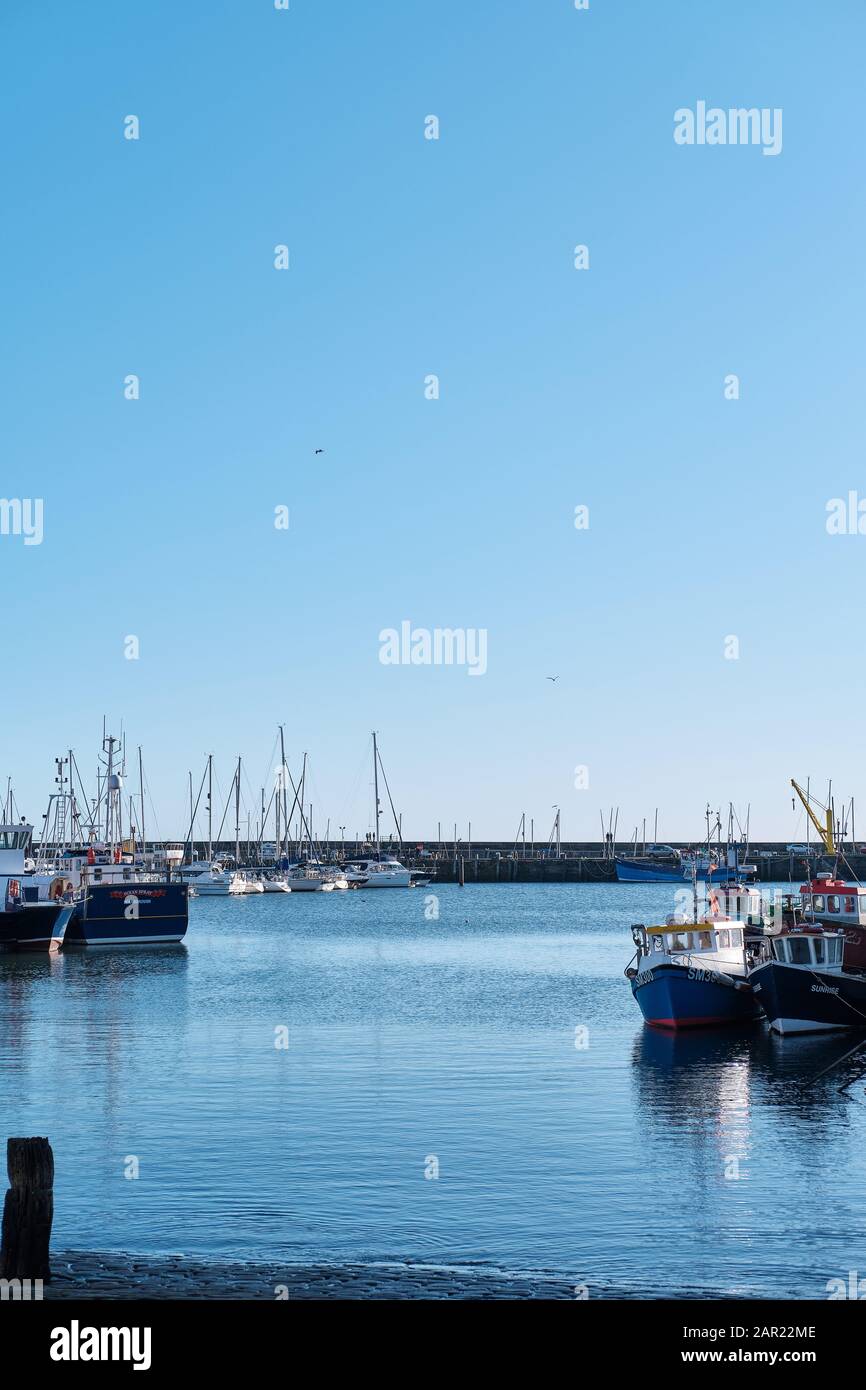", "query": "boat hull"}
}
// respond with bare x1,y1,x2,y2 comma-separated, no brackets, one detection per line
62,882,189,946
751,961,866,1034
630,962,761,1030
615,858,744,884
0,902,72,951
345,871,411,888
